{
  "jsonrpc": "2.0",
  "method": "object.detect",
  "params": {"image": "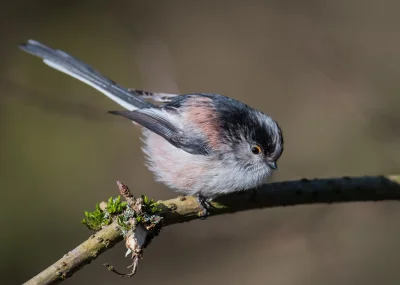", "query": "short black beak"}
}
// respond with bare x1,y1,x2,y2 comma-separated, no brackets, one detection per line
269,161,278,170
